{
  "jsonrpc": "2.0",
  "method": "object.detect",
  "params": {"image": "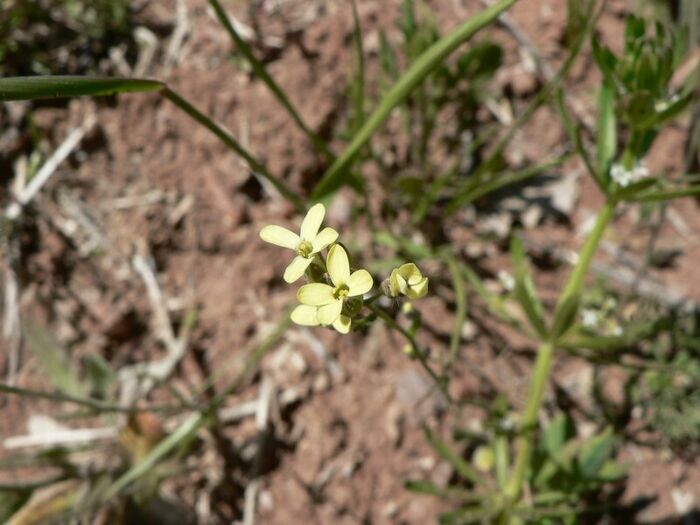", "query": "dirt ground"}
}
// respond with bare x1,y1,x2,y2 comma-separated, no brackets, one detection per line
3,0,700,523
